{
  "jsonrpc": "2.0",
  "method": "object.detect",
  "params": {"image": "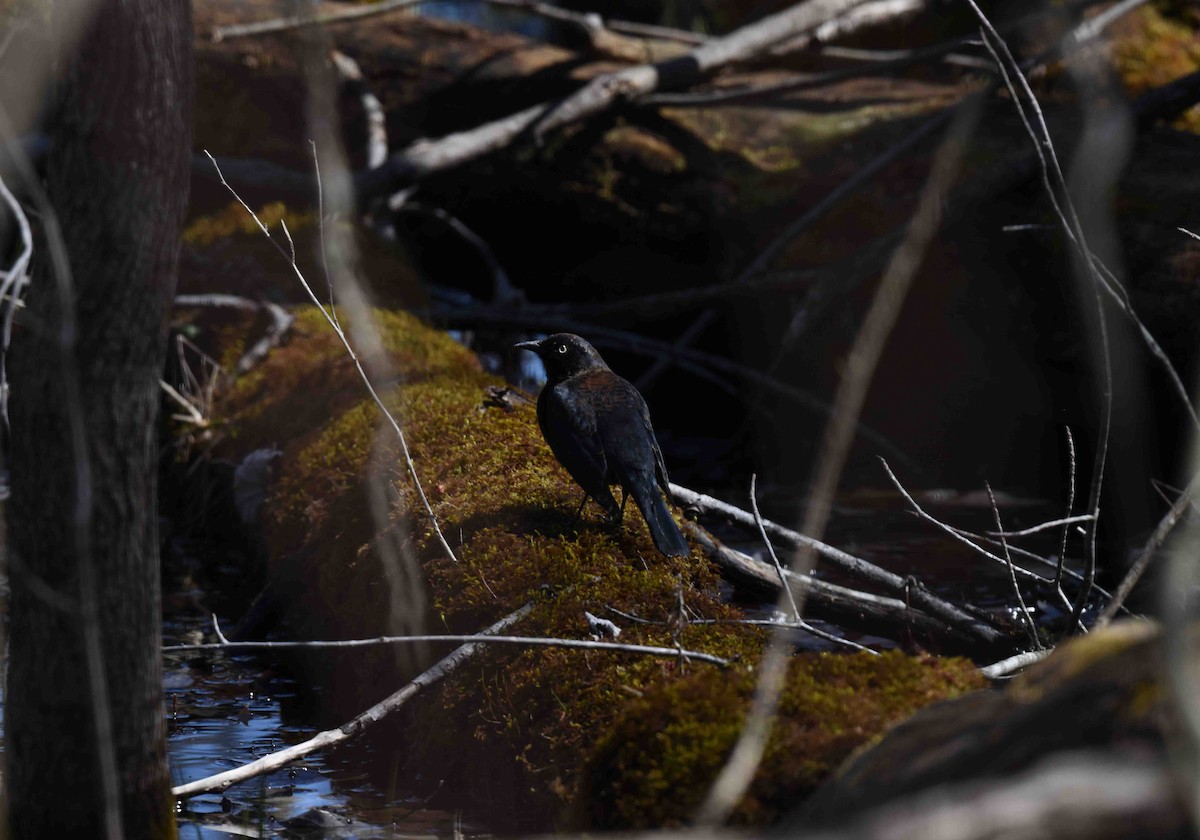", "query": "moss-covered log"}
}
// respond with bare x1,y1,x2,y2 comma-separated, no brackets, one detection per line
187,304,988,829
